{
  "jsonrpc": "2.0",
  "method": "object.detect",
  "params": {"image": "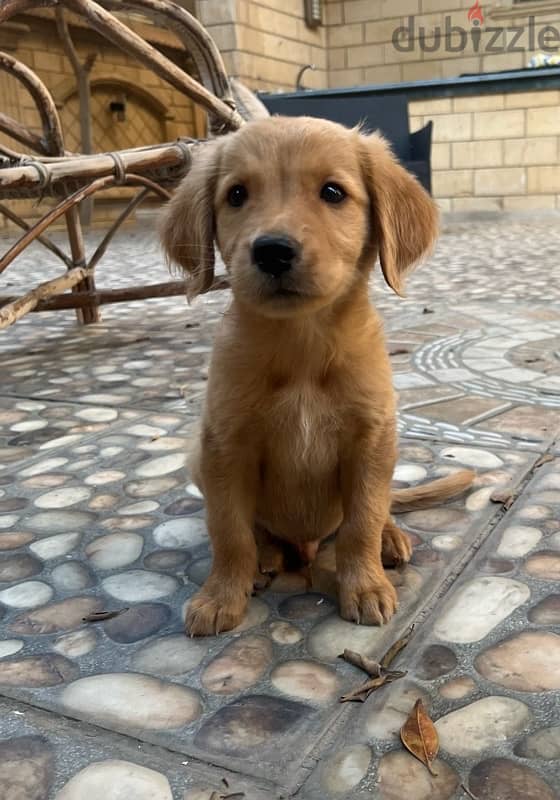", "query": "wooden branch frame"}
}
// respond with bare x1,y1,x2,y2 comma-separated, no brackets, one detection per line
0,0,248,331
